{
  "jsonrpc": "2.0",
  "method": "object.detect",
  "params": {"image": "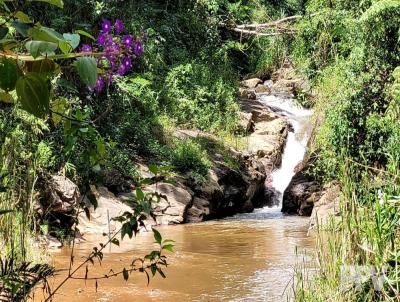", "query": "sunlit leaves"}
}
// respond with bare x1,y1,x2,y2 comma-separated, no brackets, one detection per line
14,11,32,23
51,98,67,125
25,41,58,58
16,73,50,118
75,30,95,41
75,57,97,87
28,0,64,8
0,58,18,91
